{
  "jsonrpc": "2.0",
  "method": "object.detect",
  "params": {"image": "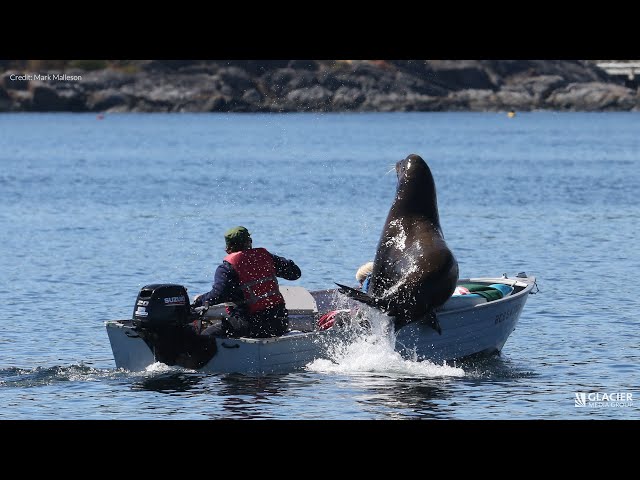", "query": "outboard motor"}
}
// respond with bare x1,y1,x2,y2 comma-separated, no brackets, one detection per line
132,284,217,369
133,284,190,328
